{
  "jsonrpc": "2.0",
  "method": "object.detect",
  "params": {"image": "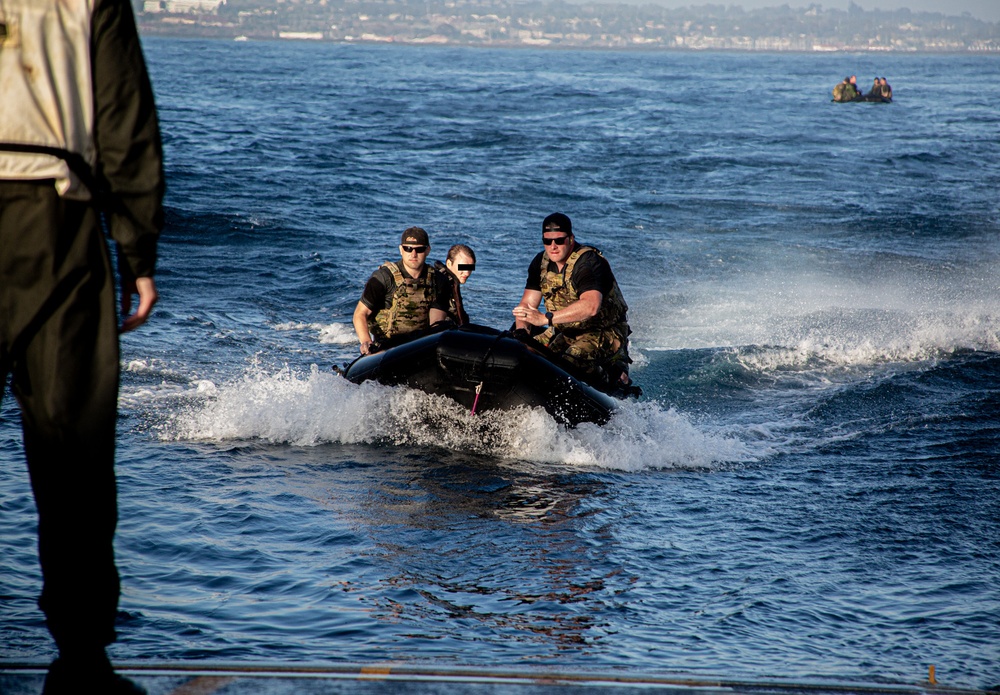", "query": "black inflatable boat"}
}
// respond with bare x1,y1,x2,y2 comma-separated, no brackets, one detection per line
336,324,625,426
838,94,892,103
